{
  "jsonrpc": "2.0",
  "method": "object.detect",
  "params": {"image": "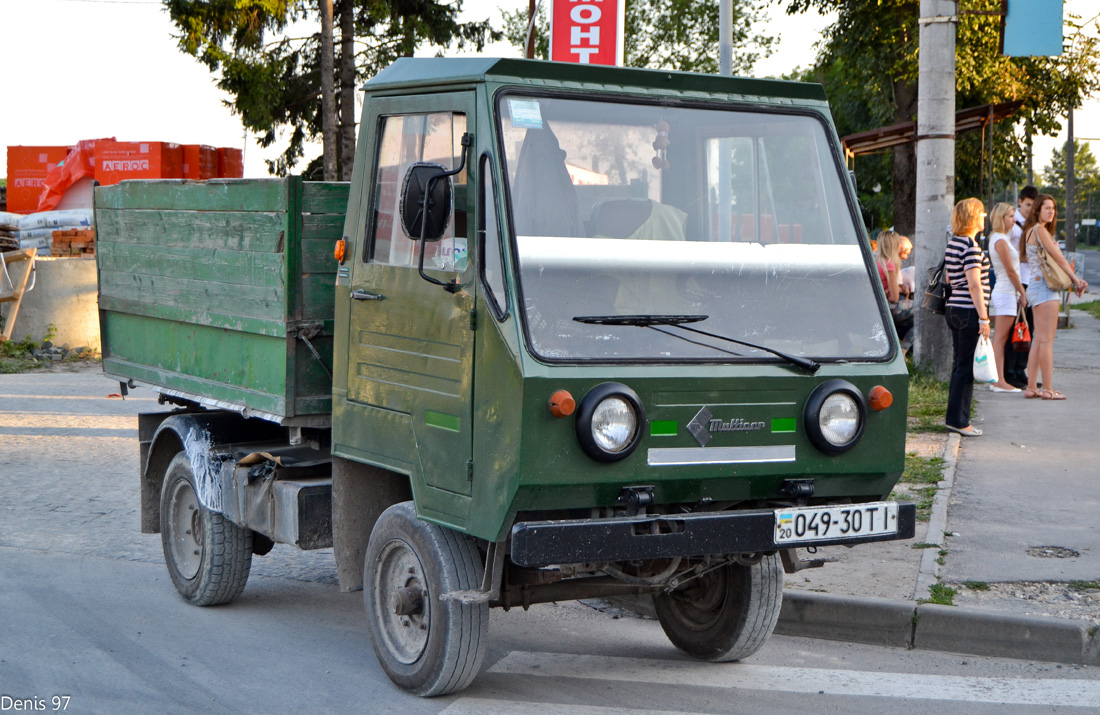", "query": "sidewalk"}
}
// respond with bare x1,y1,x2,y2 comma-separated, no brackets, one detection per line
779,296,1100,666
